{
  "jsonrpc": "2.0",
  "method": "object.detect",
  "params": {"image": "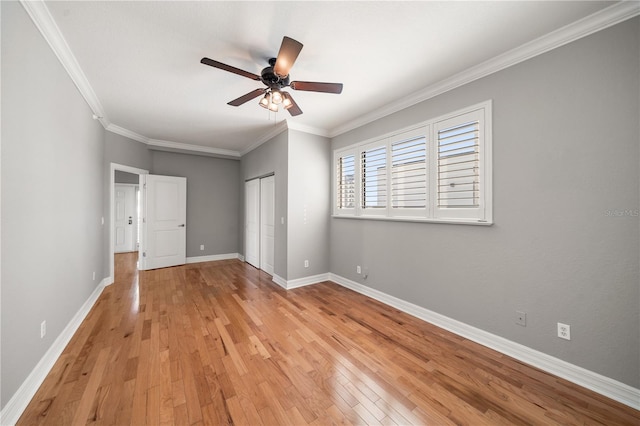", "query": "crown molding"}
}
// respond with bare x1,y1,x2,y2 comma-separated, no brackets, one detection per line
147,138,241,159
286,121,330,138
23,0,639,151
239,120,289,156
106,124,149,144
20,0,108,124
329,1,640,138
